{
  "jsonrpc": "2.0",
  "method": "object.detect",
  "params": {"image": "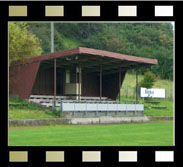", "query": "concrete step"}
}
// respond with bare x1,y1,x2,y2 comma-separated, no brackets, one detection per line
29,95,118,108
29,95,109,100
